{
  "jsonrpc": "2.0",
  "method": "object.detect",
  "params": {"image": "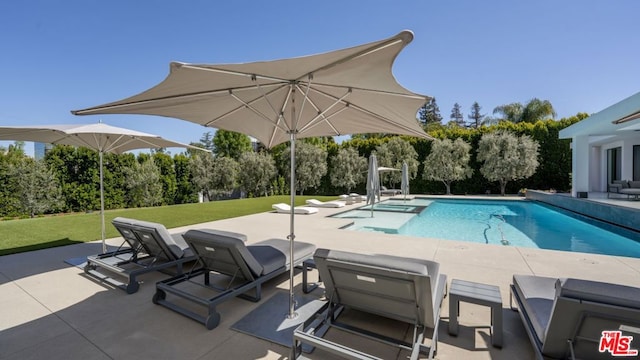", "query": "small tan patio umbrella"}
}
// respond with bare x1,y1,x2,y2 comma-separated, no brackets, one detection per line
0,123,206,252
72,30,434,318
